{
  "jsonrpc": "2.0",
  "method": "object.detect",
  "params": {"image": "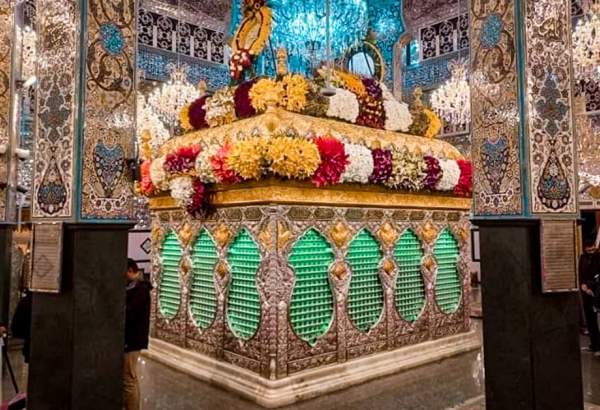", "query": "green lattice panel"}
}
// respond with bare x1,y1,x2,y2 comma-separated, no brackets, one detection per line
394,230,426,322
347,230,384,332
226,229,261,340
289,229,335,346
434,229,462,314
190,229,218,330
159,231,182,320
